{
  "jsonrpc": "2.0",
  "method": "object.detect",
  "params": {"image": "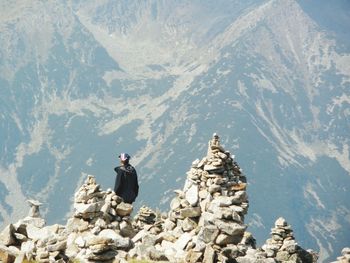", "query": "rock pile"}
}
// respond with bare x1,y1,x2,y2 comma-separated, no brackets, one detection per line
261,217,317,263
0,134,318,263
65,175,135,262
133,206,162,234
0,175,137,263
